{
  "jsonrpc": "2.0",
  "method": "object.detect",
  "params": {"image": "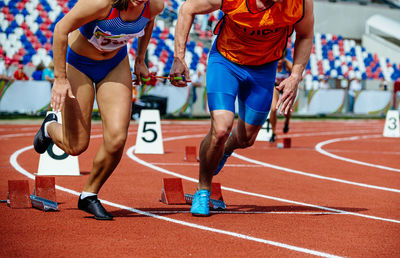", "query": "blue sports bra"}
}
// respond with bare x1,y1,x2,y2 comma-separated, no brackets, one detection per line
79,1,150,52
